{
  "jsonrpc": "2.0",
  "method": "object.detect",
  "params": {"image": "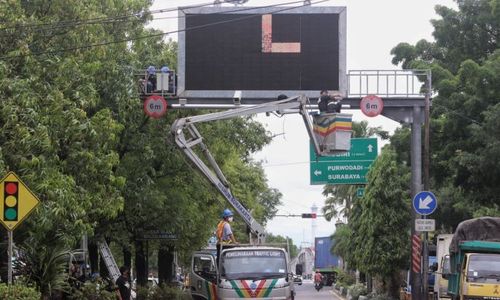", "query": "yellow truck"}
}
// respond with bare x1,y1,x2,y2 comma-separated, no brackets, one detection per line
443,217,500,300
